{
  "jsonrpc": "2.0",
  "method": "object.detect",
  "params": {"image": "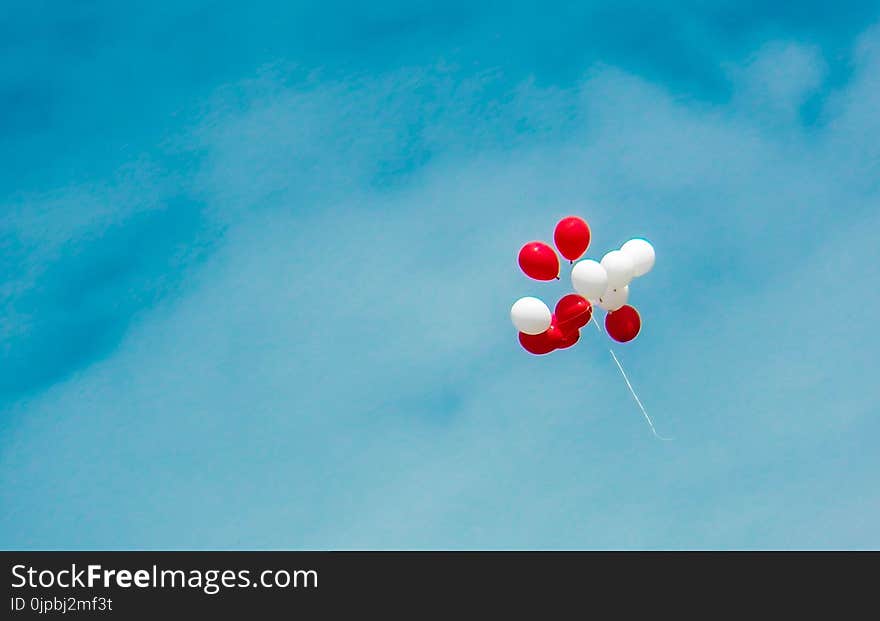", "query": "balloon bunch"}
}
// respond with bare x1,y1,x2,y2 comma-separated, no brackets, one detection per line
511,217,655,354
